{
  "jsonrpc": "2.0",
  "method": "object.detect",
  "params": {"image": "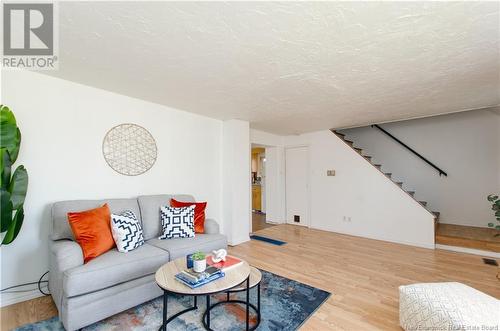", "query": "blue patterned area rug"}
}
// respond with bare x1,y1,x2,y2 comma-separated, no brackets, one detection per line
16,270,330,331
